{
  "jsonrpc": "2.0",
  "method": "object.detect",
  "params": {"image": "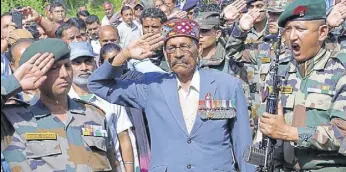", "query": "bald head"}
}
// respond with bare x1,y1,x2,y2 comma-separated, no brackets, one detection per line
99,25,119,47
11,39,34,70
